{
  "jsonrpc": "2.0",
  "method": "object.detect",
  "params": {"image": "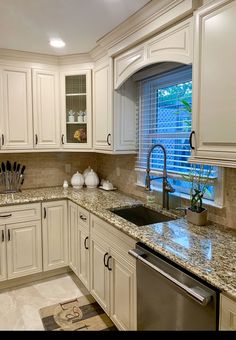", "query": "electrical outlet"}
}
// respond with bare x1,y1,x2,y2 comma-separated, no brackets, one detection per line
65,164,71,173
116,166,120,177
